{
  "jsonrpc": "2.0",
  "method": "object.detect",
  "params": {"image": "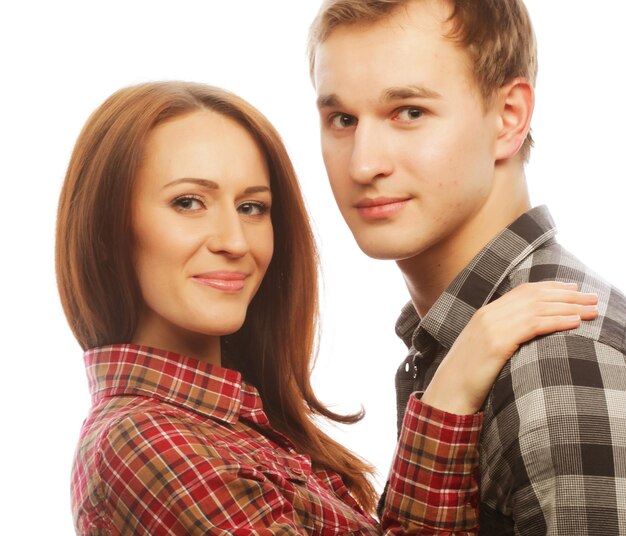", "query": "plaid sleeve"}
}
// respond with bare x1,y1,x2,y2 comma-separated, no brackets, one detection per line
381,396,483,535
484,335,626,535
88,412,308,535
